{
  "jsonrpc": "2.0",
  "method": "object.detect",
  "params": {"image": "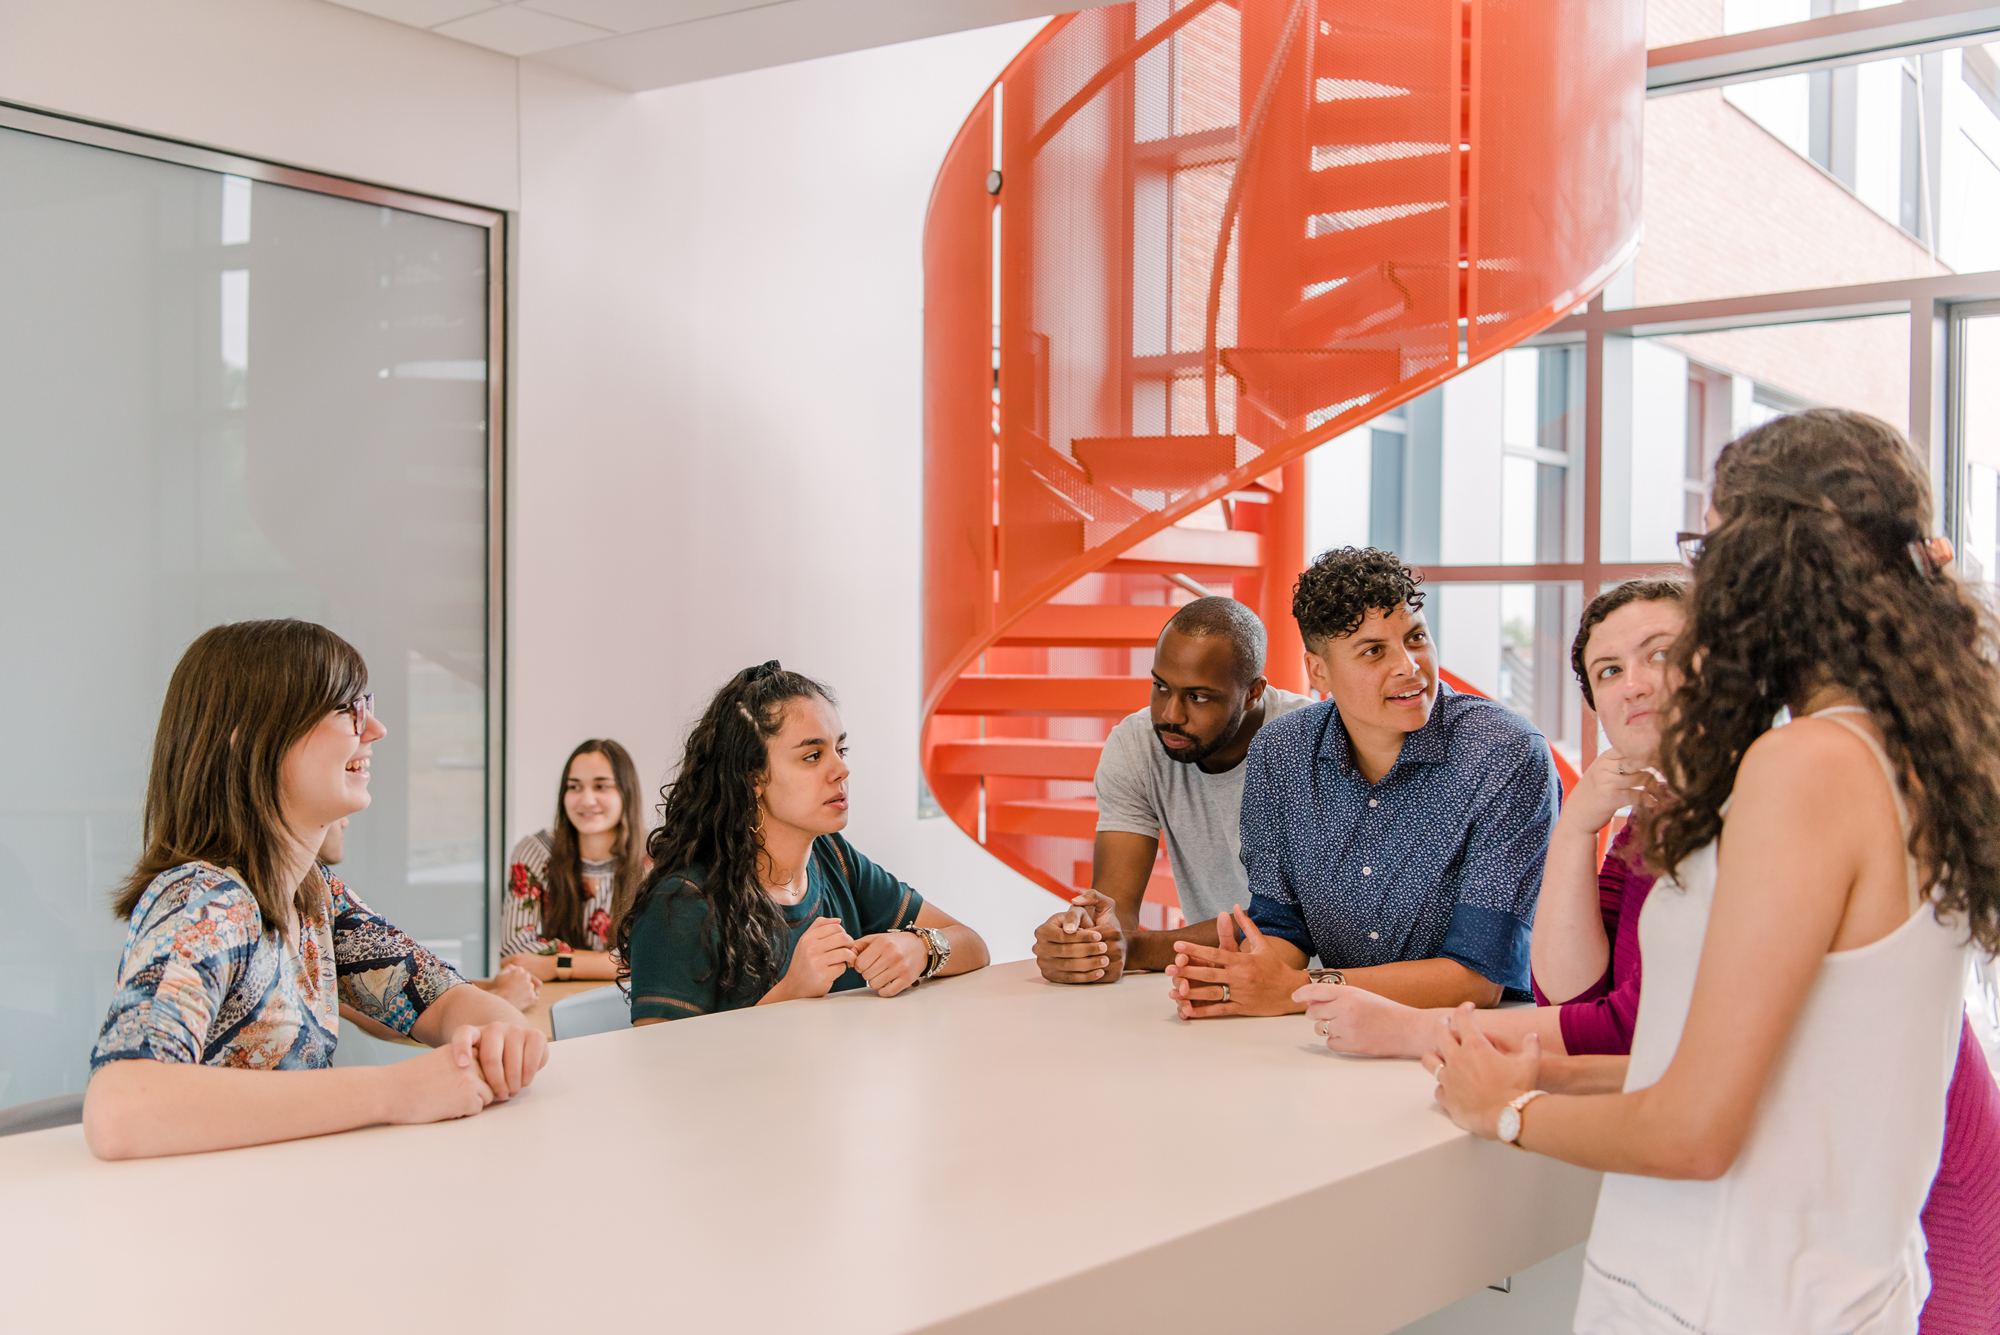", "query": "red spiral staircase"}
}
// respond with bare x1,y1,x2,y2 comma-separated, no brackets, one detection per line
921,0,1644,920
